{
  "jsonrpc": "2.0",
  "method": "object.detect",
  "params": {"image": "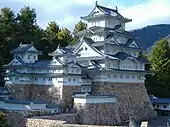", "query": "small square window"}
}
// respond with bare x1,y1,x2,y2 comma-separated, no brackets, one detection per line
163,105,167,108
69,78,71,81
28,55,30,59
120,74,123,79
34,56,36,60
126,75,129,79
43,77,46,81
15,77,19,80
73,78,76,82
49,78,52,81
